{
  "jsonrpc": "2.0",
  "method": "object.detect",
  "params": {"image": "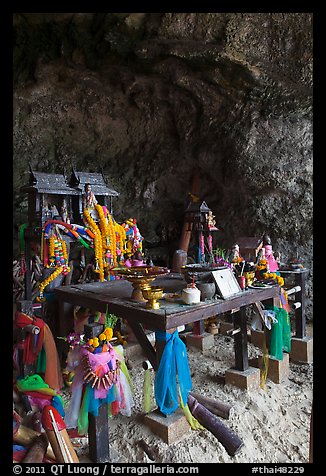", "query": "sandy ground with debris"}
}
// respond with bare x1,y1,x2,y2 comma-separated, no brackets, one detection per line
68,323,313,465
